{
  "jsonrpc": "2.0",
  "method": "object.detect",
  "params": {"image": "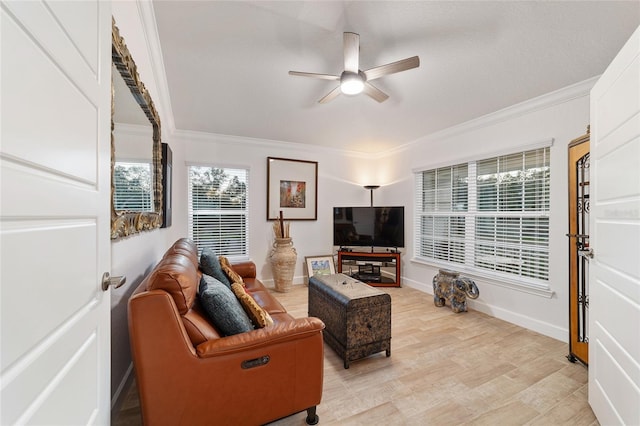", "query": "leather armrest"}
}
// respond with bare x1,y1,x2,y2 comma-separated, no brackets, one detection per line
196,317,324,357
231,261,256,279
